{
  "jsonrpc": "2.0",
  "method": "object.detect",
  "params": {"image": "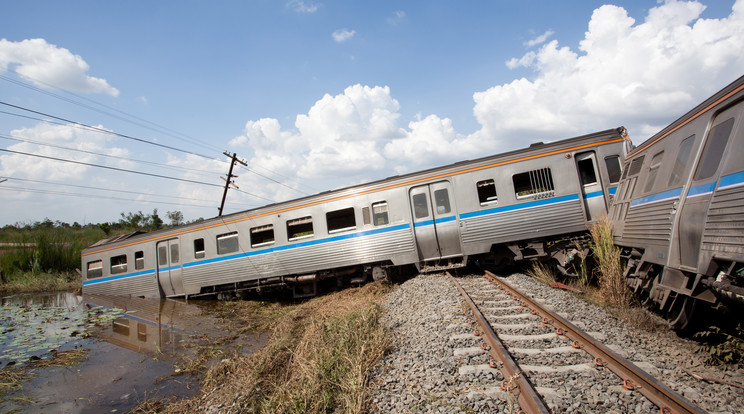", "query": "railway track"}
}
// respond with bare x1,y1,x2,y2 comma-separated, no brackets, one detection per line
448,270,705,414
